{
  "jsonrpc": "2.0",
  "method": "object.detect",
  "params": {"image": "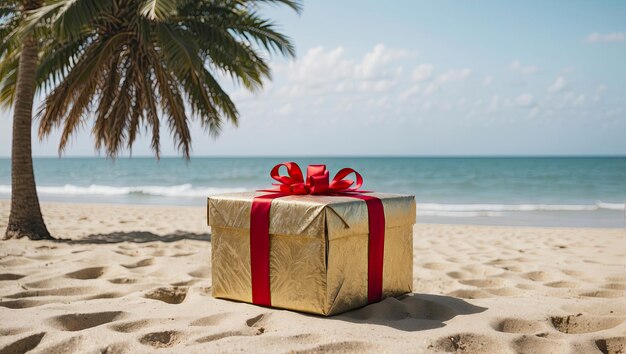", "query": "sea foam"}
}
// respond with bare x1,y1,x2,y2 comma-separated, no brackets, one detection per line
0,185,624,216
0,184,247,198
